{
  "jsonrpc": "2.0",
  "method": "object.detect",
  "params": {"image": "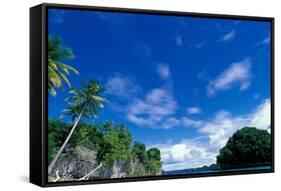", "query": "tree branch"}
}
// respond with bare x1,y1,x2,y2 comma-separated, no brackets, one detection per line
53,170,61,182
78,162,103,180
